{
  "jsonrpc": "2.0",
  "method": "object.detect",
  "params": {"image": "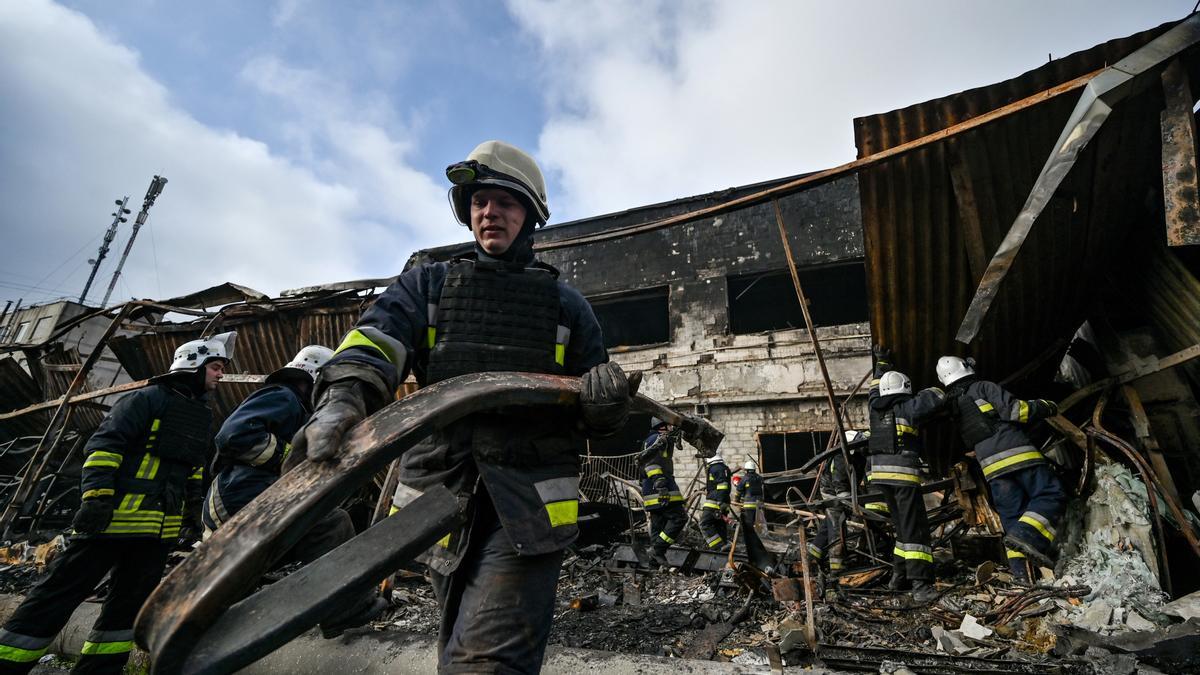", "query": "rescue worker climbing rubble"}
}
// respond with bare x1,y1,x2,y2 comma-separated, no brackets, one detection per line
698,451,732,551
734,458,764,532
640,417,687,566
937,355,1065,583
290,140,629,674
202,345,387,637
0,333,233,675
868,345,944,604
